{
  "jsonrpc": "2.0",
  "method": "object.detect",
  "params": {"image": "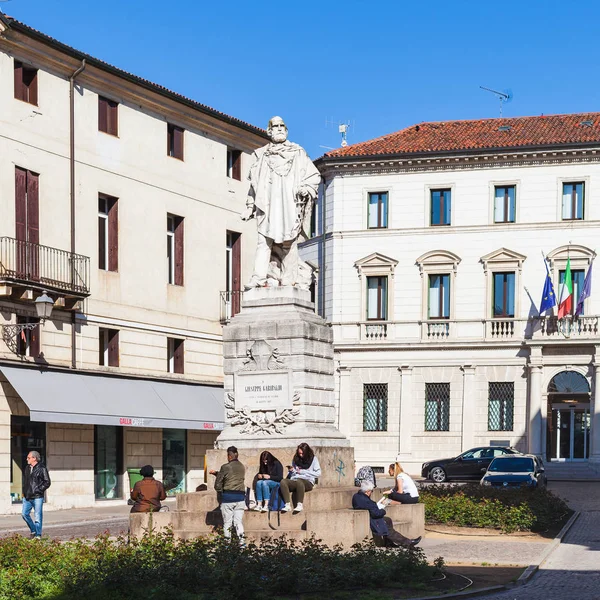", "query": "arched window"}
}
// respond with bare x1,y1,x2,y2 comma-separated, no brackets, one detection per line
547,371,590,394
